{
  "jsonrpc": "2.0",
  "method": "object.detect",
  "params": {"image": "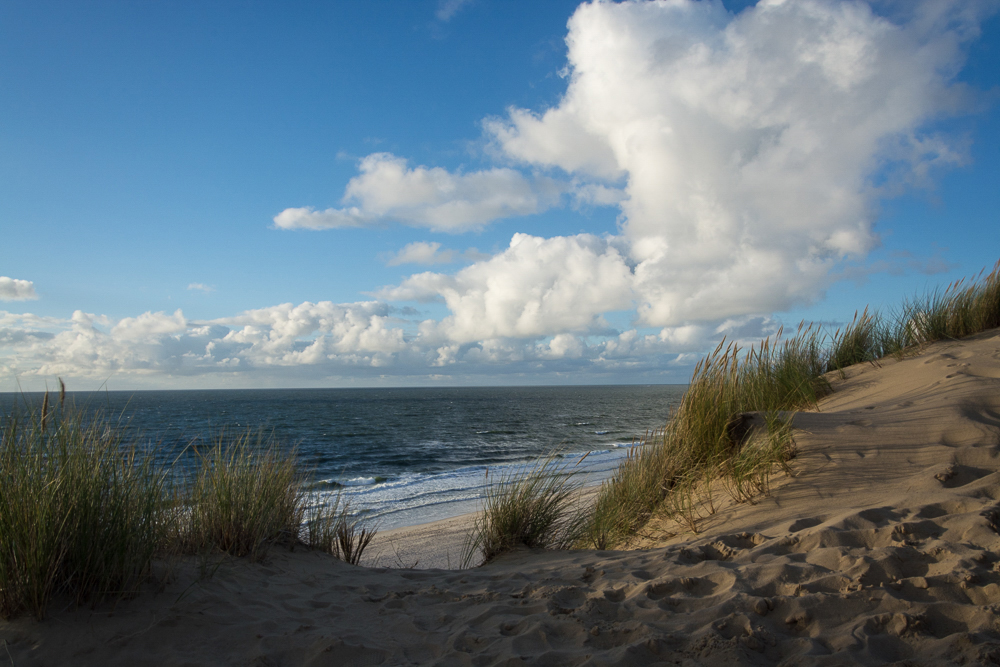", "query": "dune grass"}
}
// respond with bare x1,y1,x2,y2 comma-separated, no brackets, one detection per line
462,458,585,567
581,329,825,548
465,263,1000,556
578,260,1000,548
826,263,1000,372
302,491,377,566
181,432,378,565
0,401,377,620
720,412,796,505
0,402,168,620
183,431,303,561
